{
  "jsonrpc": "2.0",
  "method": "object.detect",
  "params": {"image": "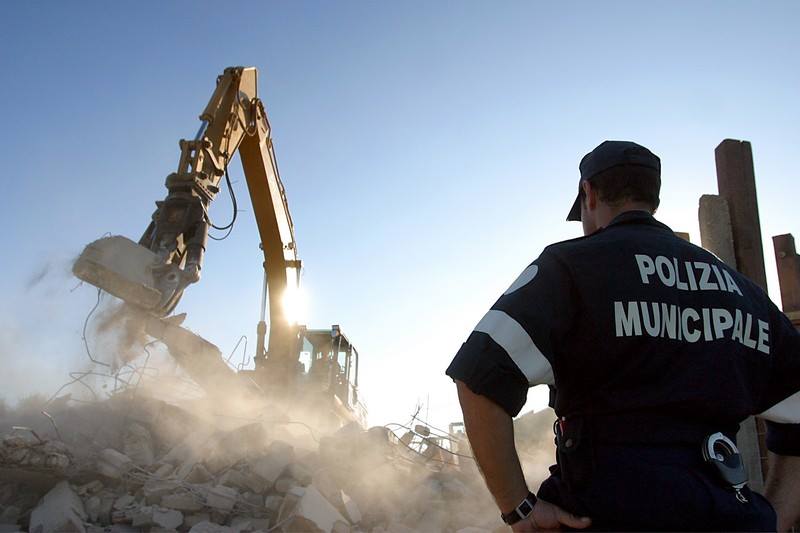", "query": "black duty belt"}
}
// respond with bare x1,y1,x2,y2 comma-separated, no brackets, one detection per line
560,412,739,446
553,412,749,502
